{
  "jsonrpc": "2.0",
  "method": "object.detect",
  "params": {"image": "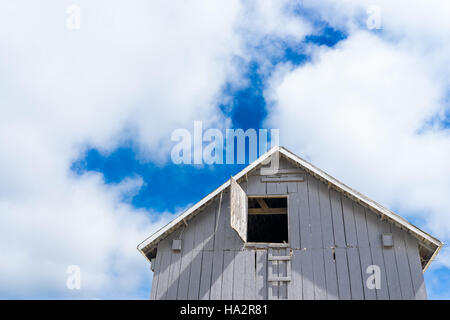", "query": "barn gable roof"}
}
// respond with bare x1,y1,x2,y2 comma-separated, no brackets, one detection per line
137,146,443,271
